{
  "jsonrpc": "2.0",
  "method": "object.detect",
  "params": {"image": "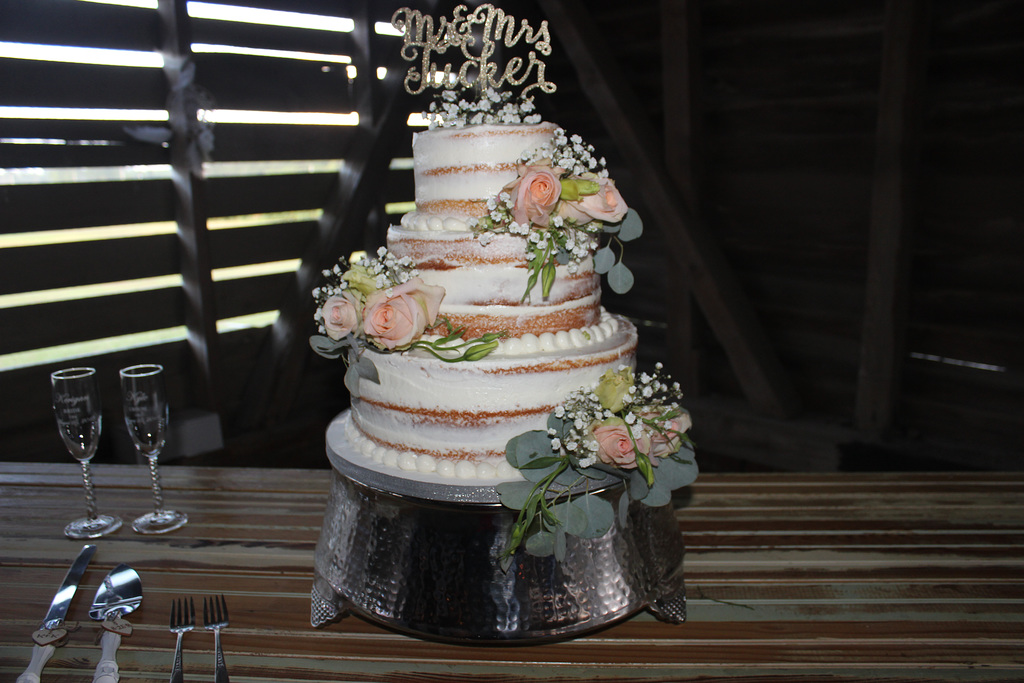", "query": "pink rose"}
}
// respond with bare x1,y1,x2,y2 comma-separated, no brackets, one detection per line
321,293,360,340
647,412,693,459
592,420,651,469
362,277,444,350
558,178,628,225
505,162,563,228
